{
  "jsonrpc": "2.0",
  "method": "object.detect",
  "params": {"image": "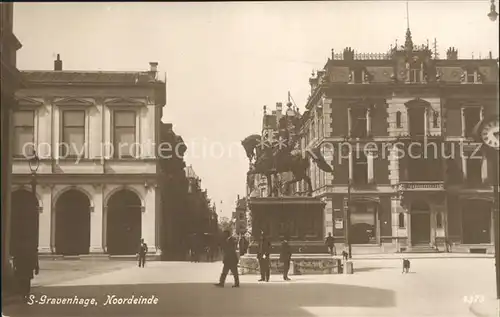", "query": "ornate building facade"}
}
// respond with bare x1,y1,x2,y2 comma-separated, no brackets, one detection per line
11,57,166,257
299,29,498,253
